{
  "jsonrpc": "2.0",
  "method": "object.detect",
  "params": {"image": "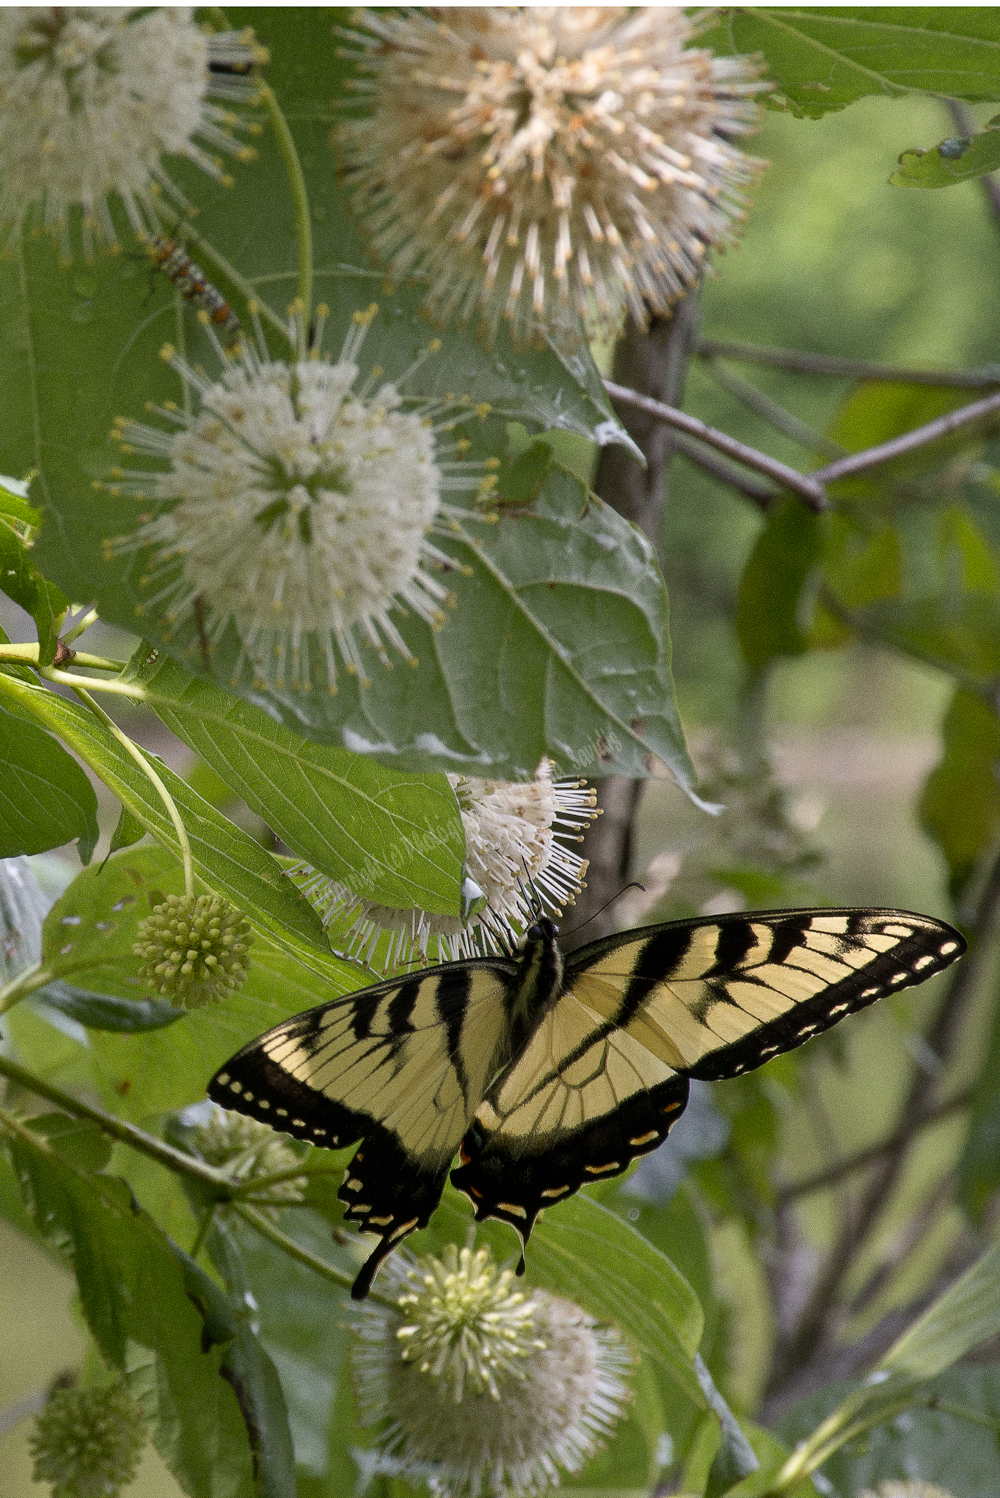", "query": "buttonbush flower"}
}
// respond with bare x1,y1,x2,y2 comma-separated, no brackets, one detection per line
296,759,599,970
101,303,497,693
351,1244,632,1498
338,7,768,345
191,1105,307,1216
0,7,264,260
133,892,253,1009
30,1377,147,1498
